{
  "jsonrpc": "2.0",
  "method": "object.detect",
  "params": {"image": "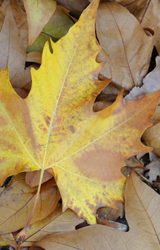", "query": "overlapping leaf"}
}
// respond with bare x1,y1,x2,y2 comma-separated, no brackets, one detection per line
96,2,153,90
114,0,160,54
0,3,30,88
35,173,160,250
0,174,60,234
23,0,56,45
